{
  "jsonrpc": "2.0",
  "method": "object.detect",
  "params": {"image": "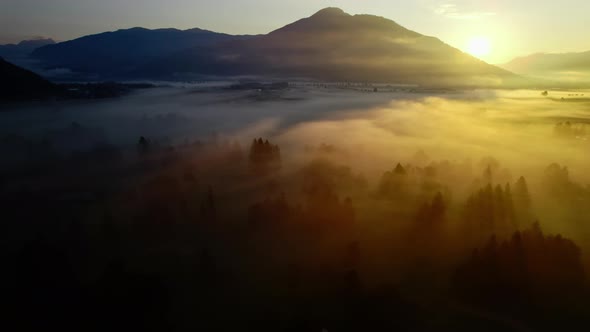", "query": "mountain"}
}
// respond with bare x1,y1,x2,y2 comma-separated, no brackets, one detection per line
502,51,590,84
32,28,253,77
134,8,516,87
28,8,516,87
0,57,61,102
0,38,55,61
